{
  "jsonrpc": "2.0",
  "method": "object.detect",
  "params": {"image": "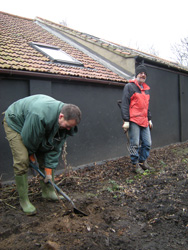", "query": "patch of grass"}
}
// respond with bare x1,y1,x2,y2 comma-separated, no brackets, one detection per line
86,192,98,198
159,160,167,167
133,169,153,180
143,170,151,176
171,148,188,157
134,174,143,179
106,180,124,197
182,158,188,163
126,179,134,184
108,180,123,191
